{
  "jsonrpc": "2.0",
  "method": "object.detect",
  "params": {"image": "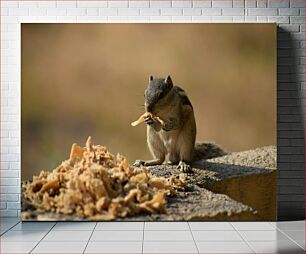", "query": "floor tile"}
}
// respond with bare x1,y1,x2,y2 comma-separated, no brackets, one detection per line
197,241,253,253
32,241,87,253
1,241,37,253
248,240,304,253
90,230,143,241
145,222,189,230
295,240,305,250
232,222,276,231
85,241,142,253
192,230,243,241
2,221,20,228
269,222,278,229
189,222,234,231
1,222,21,233
96,222,143,231
282,230,305,241
1,217,20,223
11,222,55,231
239,230,291,241
42,230,92,242
52,222,96,231
0,230,47,242
1,223,17,234
144,230,193,241
276,221,305,231
282,230,305,249
143,241,198,253
1,229,8,235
